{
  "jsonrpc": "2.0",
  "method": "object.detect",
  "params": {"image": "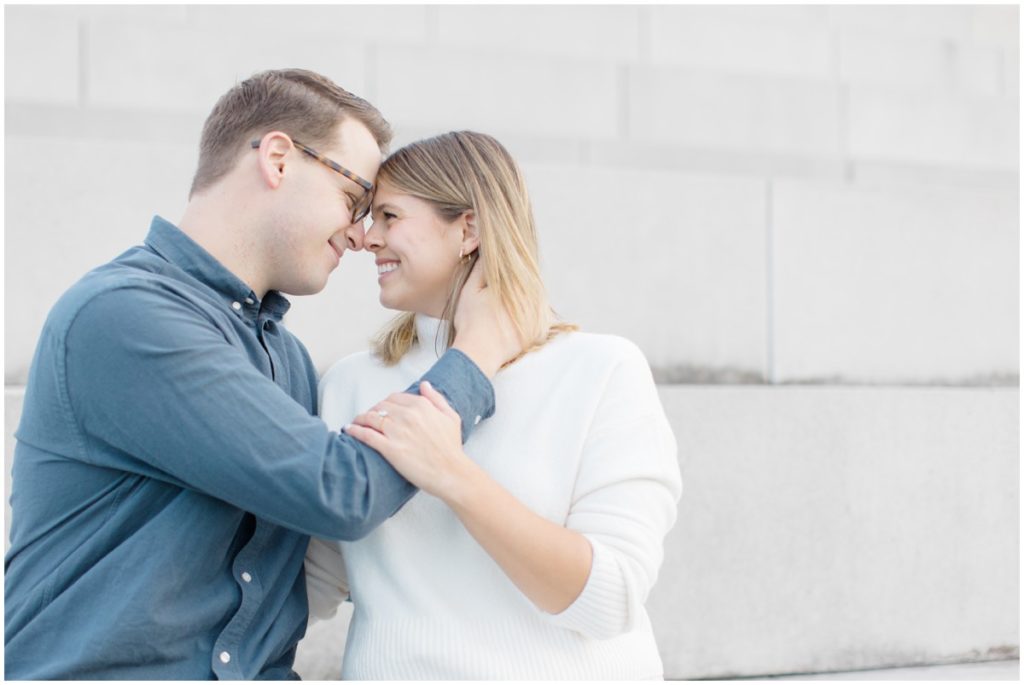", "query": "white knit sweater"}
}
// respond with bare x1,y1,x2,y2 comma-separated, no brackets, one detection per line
306,316,682,680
